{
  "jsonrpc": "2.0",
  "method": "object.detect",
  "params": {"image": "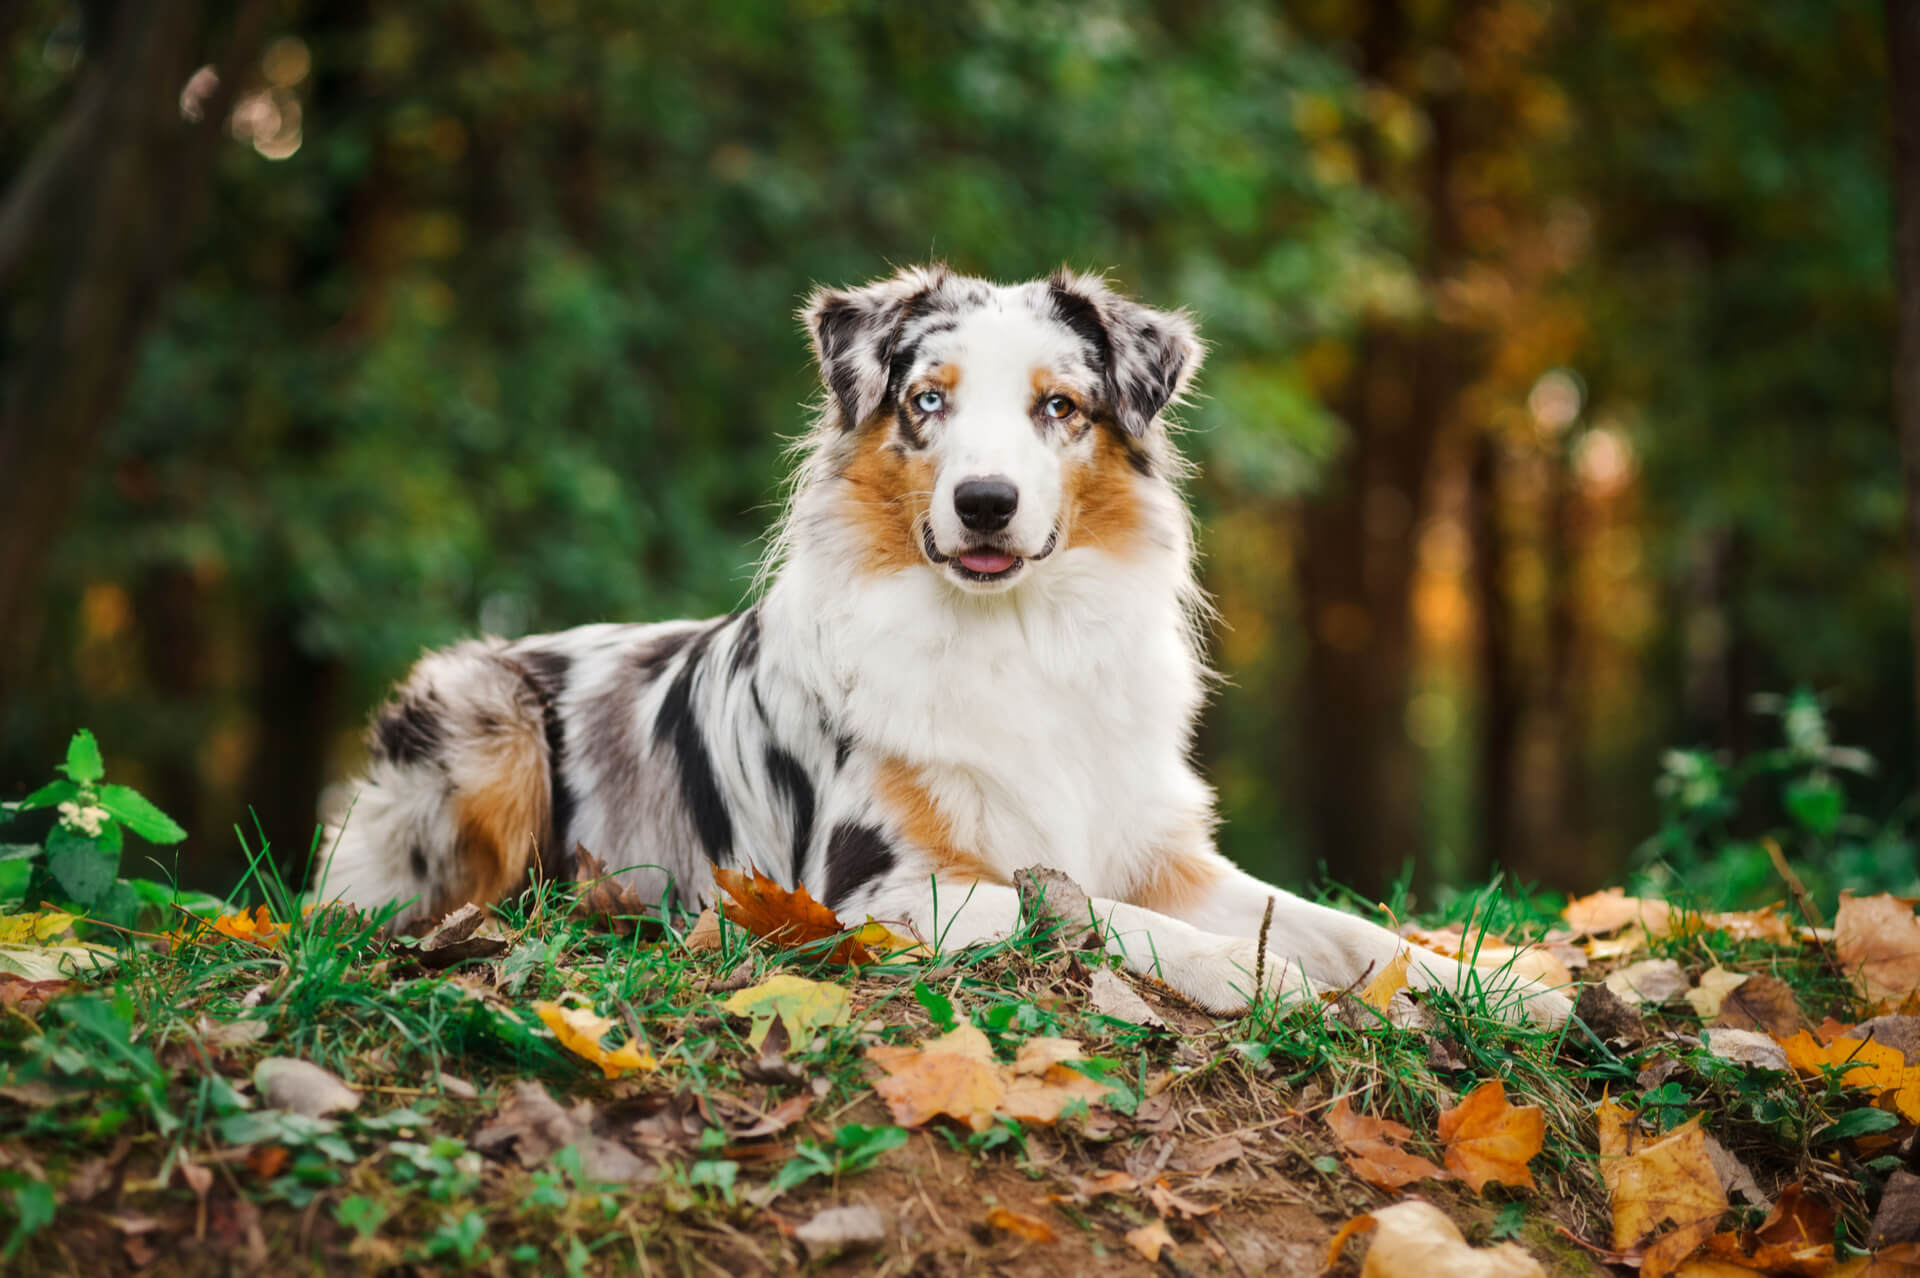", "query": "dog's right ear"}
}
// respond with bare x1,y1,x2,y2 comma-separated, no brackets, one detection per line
802,265,950,430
